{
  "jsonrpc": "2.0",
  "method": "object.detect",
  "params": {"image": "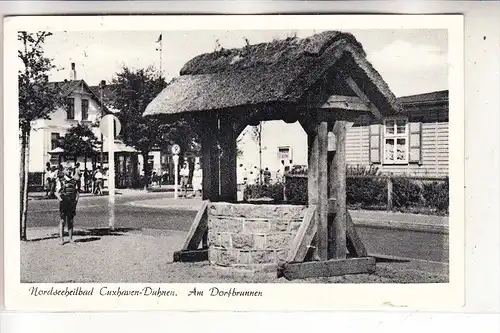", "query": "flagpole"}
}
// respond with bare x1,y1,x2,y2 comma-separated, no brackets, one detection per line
159,32,163,75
